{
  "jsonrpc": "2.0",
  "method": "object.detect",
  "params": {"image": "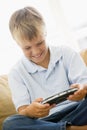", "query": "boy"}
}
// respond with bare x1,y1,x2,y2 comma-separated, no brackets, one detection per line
3,6,87,130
